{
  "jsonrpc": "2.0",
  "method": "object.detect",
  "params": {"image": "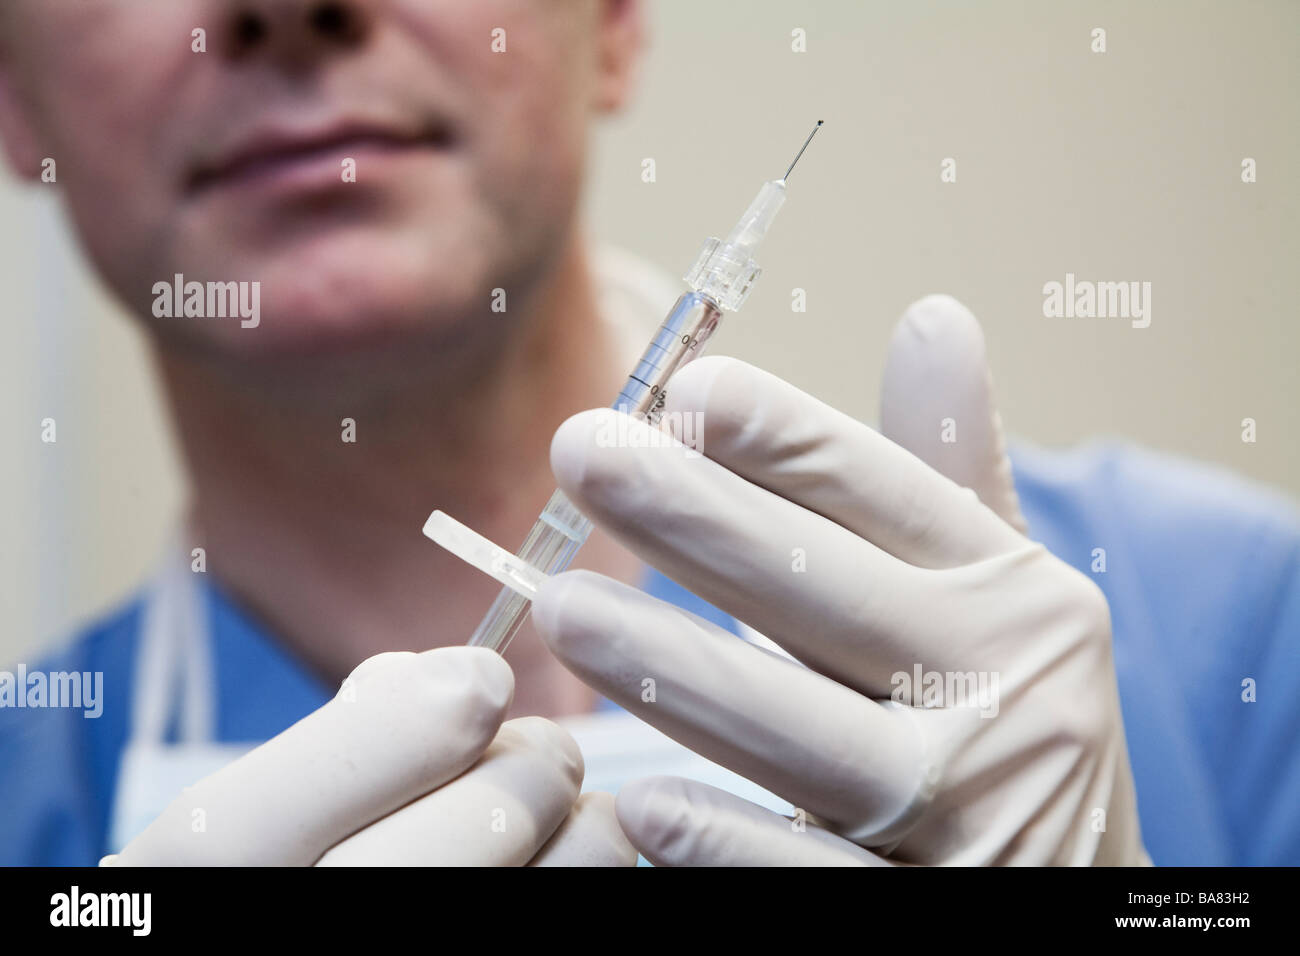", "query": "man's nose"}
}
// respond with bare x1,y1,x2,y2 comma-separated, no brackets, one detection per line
217,1,374,65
